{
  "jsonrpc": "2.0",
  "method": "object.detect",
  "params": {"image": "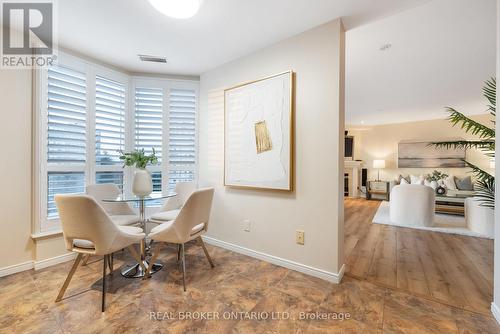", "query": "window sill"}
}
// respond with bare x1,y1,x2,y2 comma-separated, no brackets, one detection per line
31,229,63,240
